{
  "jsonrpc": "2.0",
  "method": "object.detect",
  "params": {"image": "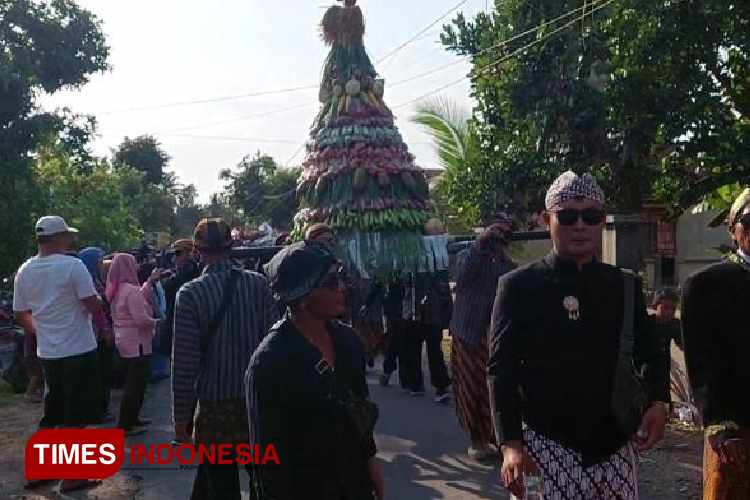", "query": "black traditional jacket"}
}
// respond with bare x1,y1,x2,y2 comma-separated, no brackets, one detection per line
245,317,377,500
488,253,669,465
681,256,750,428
